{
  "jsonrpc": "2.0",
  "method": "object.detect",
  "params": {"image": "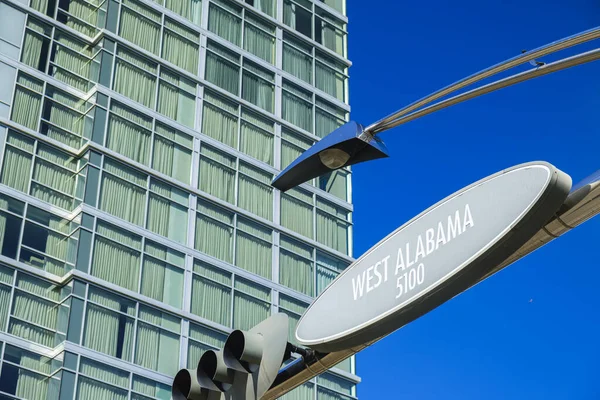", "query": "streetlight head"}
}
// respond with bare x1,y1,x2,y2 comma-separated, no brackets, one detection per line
271,121,389,192
319,148,351,169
